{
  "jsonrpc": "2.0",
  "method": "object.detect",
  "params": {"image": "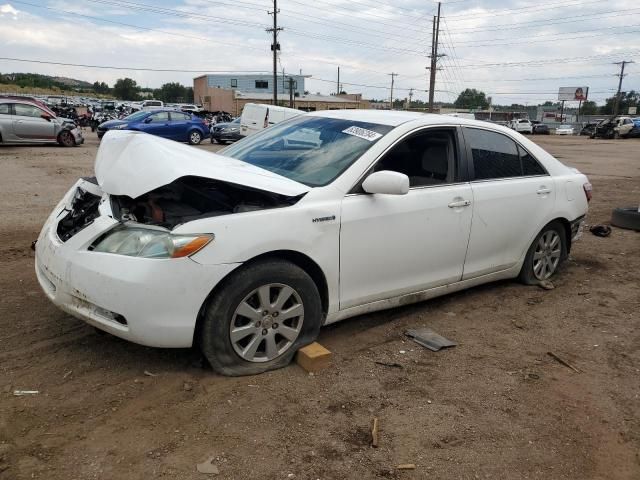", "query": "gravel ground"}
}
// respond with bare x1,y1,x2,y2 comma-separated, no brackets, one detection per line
0,132,638,480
